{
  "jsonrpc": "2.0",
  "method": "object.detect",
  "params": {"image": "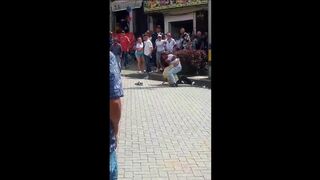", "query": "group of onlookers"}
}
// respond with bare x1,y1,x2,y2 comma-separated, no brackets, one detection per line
110,31,132,70
109,25,208,86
